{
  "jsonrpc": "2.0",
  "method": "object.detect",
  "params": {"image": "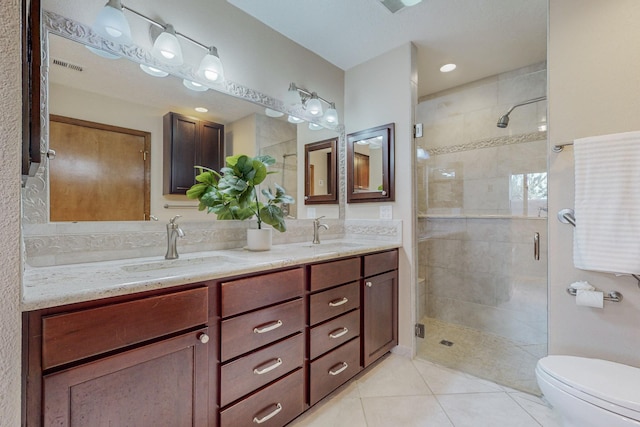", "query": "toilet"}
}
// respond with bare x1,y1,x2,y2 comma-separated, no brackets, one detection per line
536,355,640,427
